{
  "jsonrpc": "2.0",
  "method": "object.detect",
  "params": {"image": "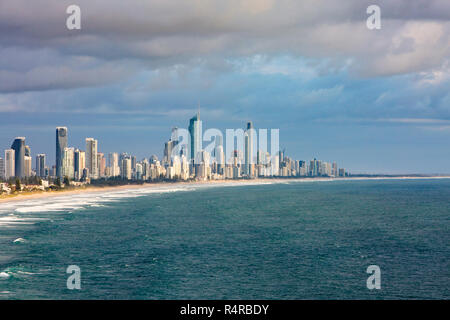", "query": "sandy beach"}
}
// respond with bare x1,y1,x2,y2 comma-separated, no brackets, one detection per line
0,179,271,204
1,176,450,204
